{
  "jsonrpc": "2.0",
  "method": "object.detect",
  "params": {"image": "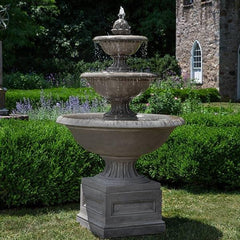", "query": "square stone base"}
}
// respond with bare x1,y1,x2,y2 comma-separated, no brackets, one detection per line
77,177,165,238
